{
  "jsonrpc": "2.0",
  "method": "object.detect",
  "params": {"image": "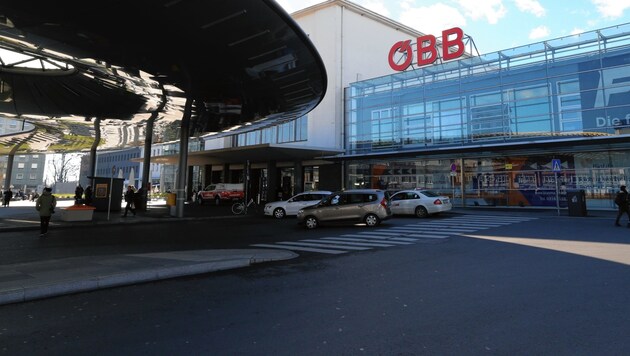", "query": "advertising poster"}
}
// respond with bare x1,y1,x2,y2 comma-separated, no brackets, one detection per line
95,183,108,198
